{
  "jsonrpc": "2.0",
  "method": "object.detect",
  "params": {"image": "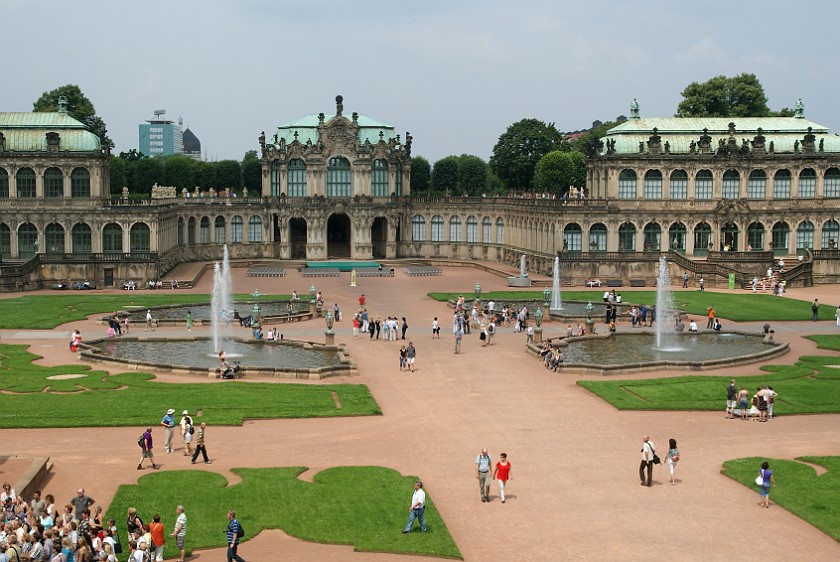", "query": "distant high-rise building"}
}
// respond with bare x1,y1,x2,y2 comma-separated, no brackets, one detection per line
182,126,201,159
138,112,183,157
